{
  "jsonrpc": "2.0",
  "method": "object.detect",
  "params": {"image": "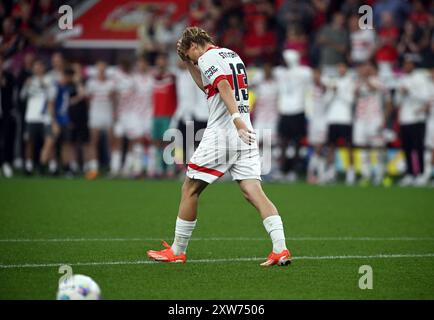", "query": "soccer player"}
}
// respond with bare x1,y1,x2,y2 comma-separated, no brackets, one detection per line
323,62,356,185
150,52,177,178
20,59,56,175
395,58,428,187
424,67,434,186
147,27,291,267
131,56,154,177
250,62,279,178
111,59,137,177
306,68,333,184
85,60,116,179
274,50,312,182
52,68,78,176
353,61,390,186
